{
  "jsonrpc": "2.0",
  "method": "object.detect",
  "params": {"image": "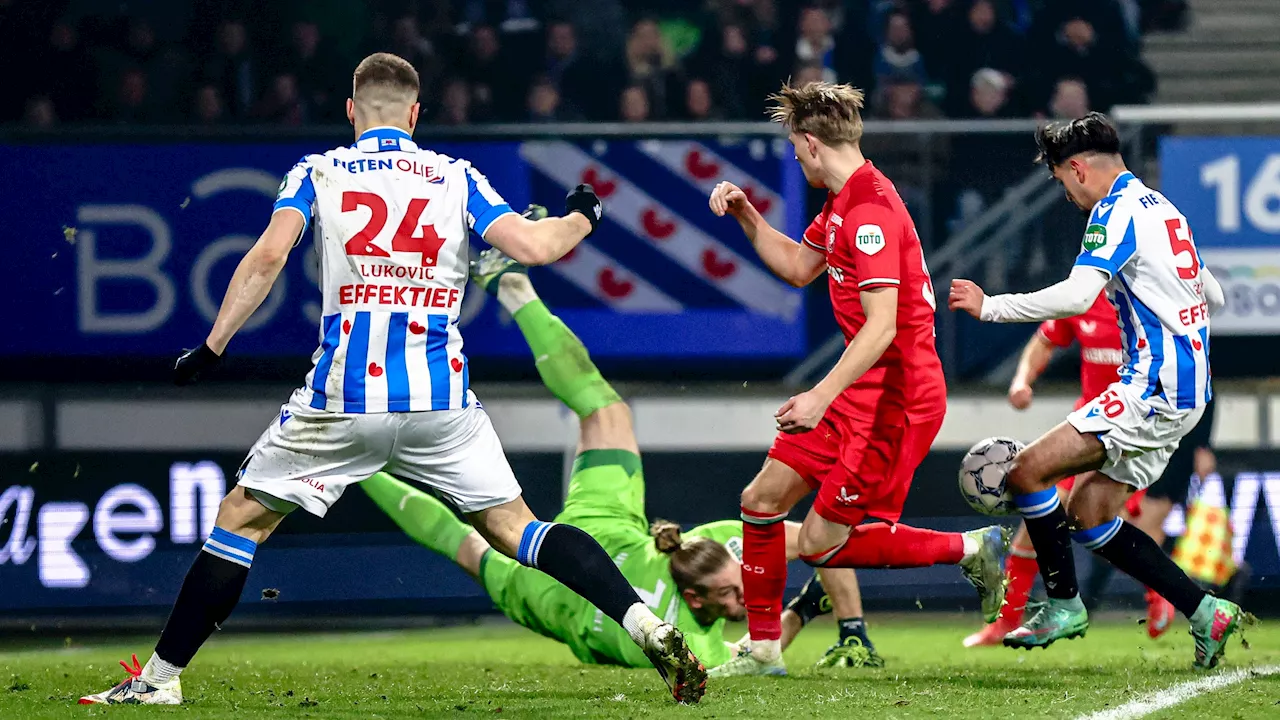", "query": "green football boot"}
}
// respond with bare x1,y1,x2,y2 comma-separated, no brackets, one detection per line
1003,597,1089,650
